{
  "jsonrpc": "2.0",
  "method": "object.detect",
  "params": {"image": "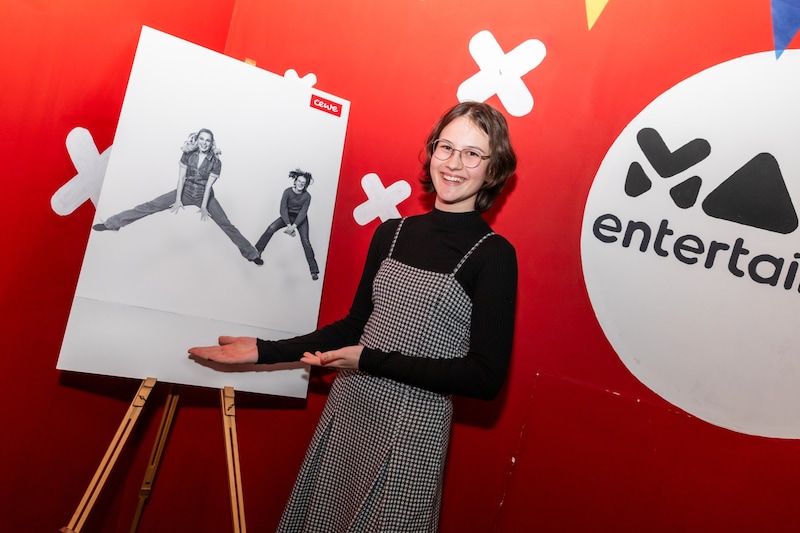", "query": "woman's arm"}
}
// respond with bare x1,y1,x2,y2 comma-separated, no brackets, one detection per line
190,218,398,364
254,219,398,363
170,163,188,212
279,188,292,225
